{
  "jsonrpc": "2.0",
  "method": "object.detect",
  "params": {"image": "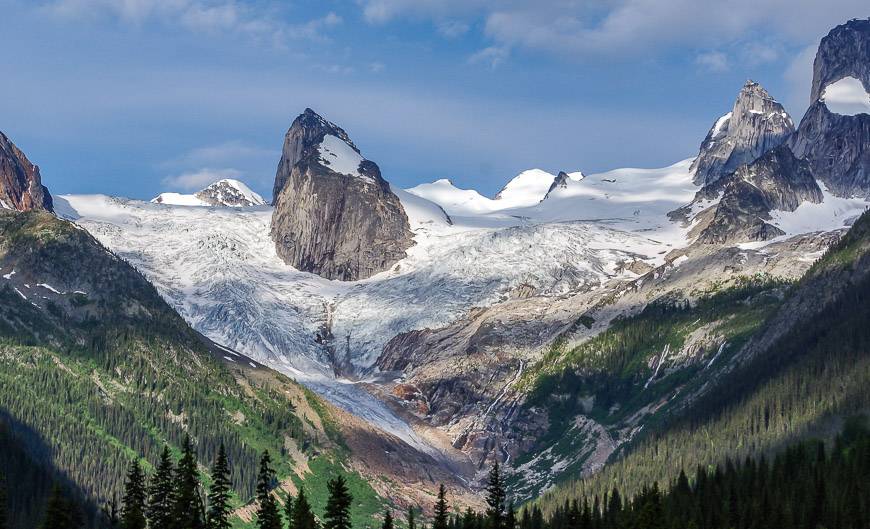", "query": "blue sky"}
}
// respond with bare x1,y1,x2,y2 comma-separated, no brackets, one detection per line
0,1,867,200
